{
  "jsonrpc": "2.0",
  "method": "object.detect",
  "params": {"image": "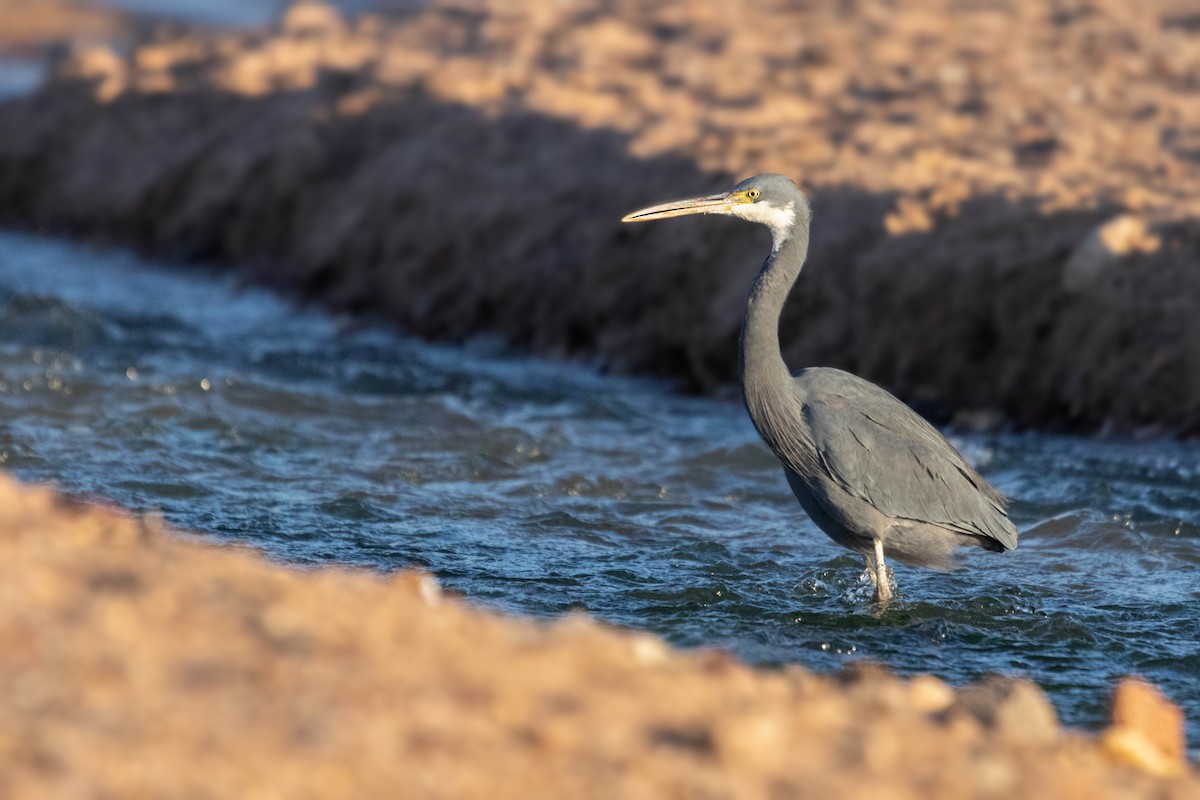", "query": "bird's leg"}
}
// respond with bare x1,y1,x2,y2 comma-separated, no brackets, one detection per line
862,553,878,587
873,538,893,605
